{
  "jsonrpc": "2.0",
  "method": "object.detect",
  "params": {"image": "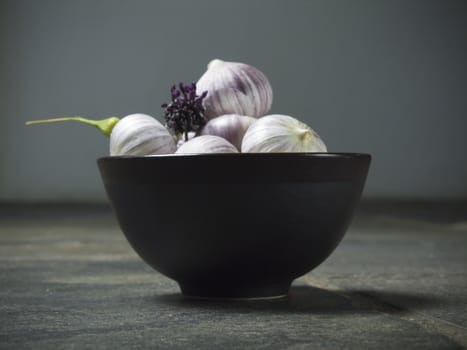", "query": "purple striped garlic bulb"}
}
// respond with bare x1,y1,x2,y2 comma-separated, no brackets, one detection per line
196,59,273,119
199,114,256,151
110,114,176,156
176,135,238,154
